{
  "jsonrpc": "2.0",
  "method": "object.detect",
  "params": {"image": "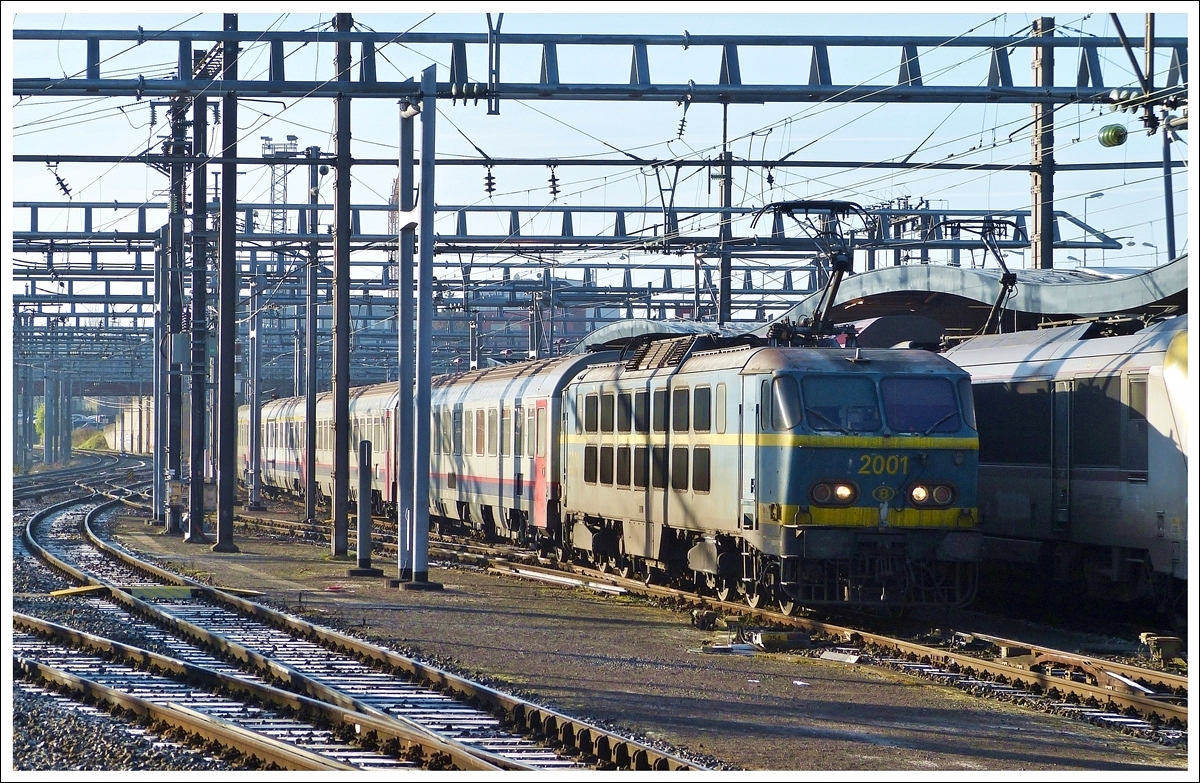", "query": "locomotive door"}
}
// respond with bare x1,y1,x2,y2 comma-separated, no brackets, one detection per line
1051,380,1071,535
738,375,760,530
532,399,549,529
